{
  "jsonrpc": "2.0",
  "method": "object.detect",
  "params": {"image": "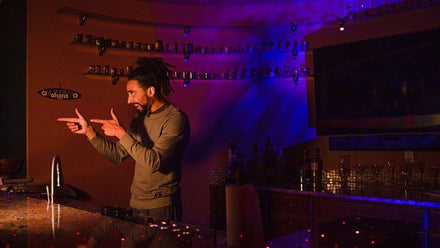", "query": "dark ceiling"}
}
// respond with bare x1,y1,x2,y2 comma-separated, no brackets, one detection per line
139,0,312,6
